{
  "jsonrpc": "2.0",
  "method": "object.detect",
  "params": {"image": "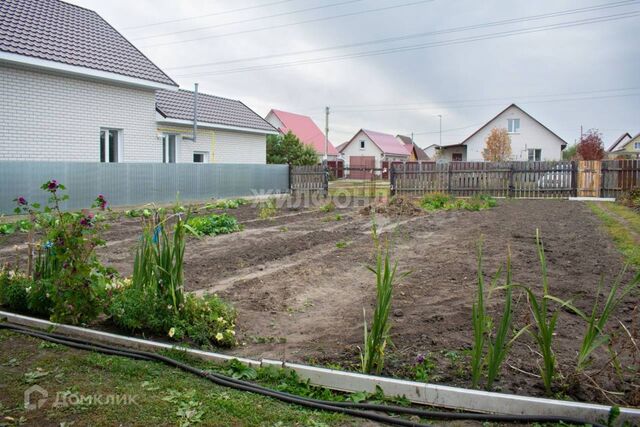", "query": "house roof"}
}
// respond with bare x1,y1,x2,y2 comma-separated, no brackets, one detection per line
397,135,430,160
459,103,568,148
268,110,338,155
156,89,277,133
0,0,177,87
342,129,410,156
608,132,633,152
